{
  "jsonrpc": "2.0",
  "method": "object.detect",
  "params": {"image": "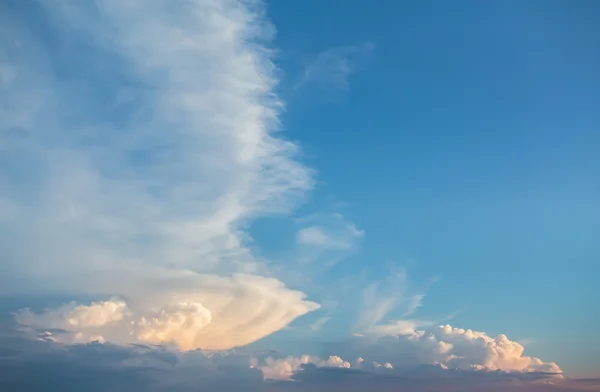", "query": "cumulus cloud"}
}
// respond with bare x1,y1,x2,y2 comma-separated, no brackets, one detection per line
250,322,564,383
256,354,351,380
1,0,318,350
14,274,319,350
330,324,562,375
